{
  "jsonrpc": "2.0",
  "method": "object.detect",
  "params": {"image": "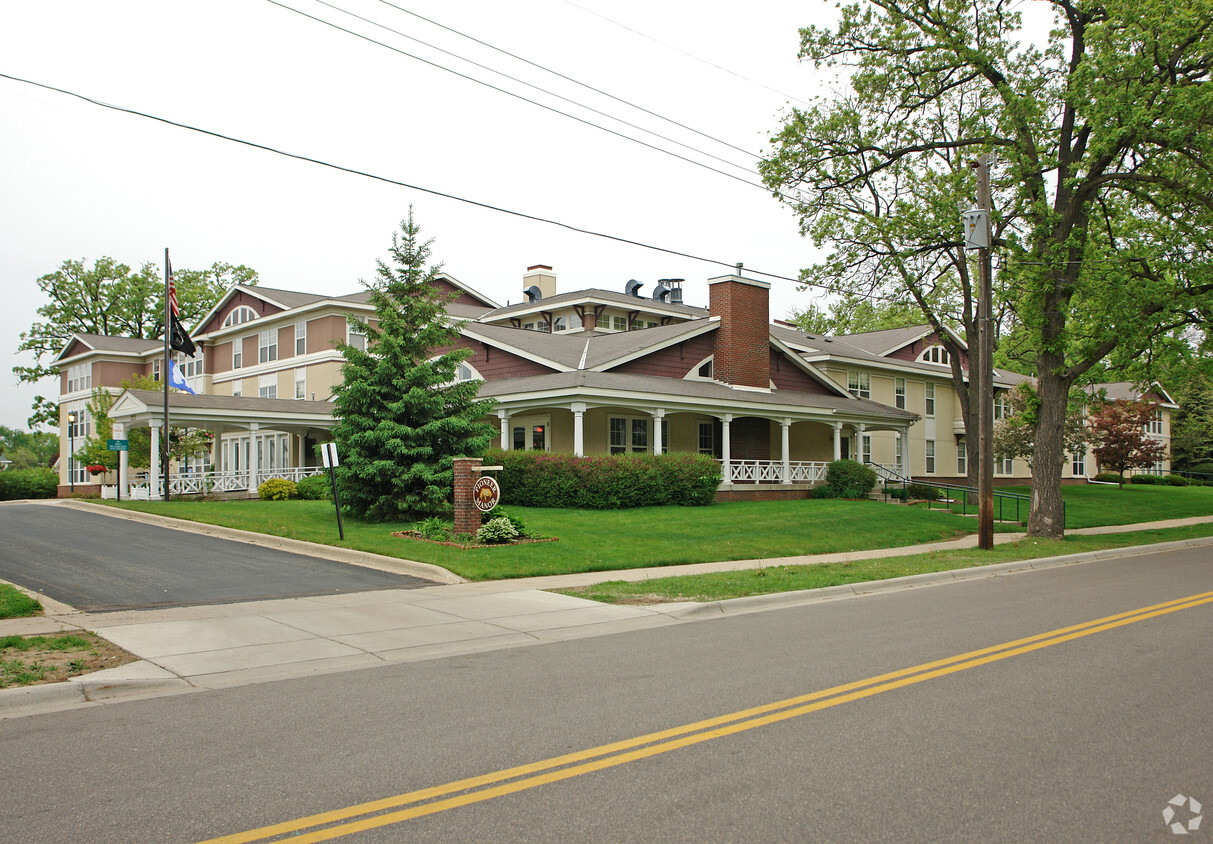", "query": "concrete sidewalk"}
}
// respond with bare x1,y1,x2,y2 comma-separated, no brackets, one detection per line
4,505,1212,719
